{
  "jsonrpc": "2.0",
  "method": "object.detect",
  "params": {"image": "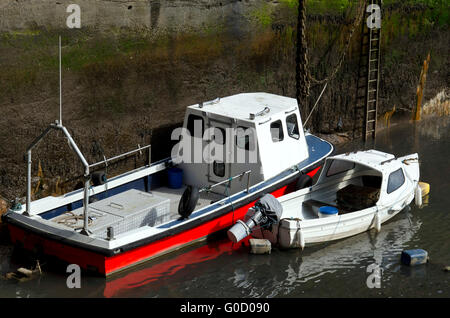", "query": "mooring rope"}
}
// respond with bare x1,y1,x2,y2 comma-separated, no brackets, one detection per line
297,0,367,99
308,0,367,85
